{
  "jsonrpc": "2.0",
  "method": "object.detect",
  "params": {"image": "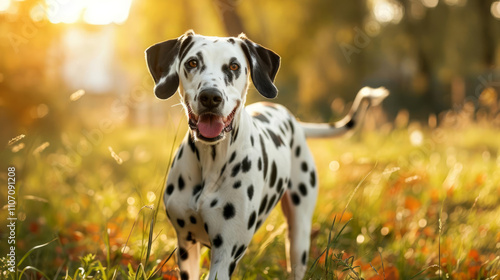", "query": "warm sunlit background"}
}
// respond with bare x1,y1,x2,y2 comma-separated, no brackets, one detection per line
1,0,500,279
1,0,499,137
